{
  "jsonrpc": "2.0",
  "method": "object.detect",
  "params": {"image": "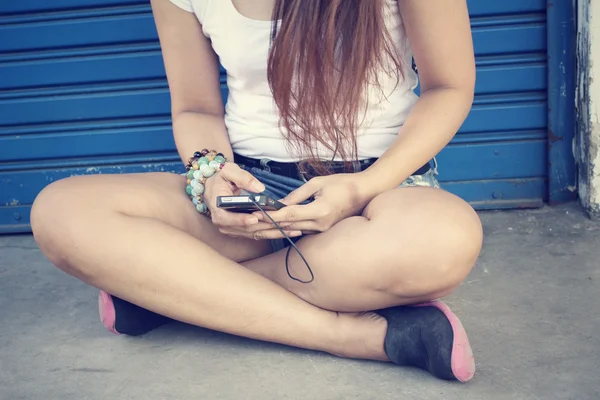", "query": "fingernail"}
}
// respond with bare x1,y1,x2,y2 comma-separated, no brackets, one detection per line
287,231,303,237
252,181,265,193
253,212,263,220
247,217,259,225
